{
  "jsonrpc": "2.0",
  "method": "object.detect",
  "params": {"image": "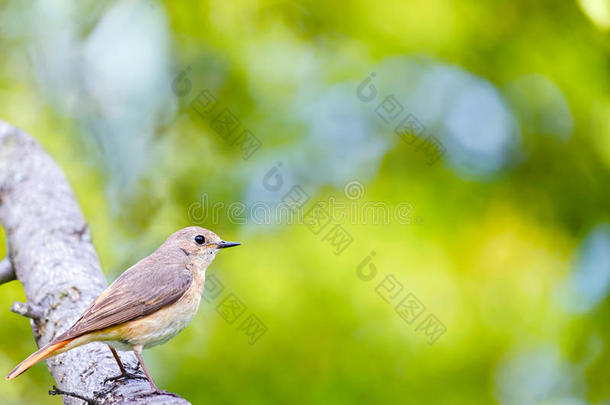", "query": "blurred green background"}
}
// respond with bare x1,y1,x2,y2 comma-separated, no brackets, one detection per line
1,0,610,404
